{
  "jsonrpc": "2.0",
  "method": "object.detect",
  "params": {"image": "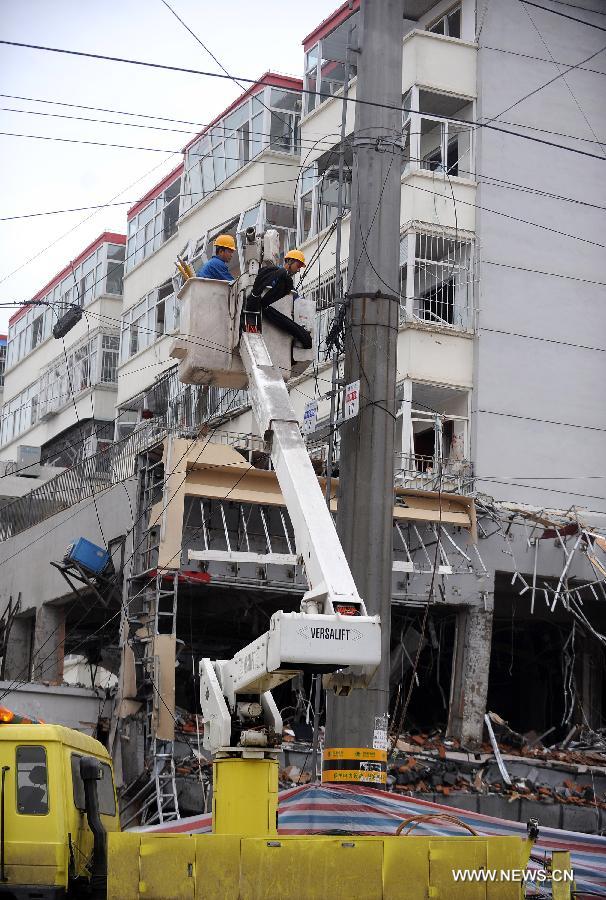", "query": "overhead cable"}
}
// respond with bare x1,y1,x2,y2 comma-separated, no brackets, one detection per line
1,39,605,160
